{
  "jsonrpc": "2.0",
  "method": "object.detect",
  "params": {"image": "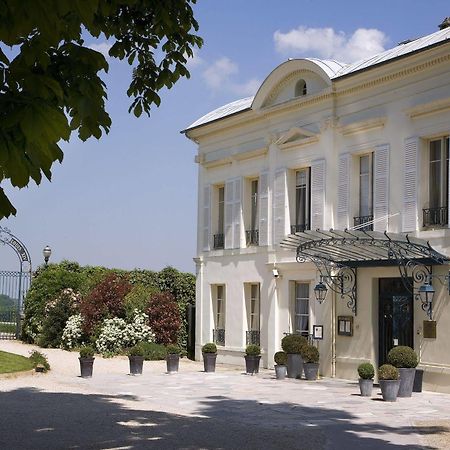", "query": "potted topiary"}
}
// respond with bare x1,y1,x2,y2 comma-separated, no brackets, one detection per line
166,344,181,374
378,364,400,402
281,334,308,379
387,346,418,398
79,345,95,378
202,343,217,373
357,362,375,397
302,344,320,380
244,344,261,375
274,351,287,380
127,344,144,375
